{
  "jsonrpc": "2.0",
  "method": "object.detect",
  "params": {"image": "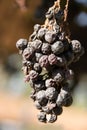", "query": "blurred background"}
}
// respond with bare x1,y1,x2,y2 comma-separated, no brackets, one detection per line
0,0,87,130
